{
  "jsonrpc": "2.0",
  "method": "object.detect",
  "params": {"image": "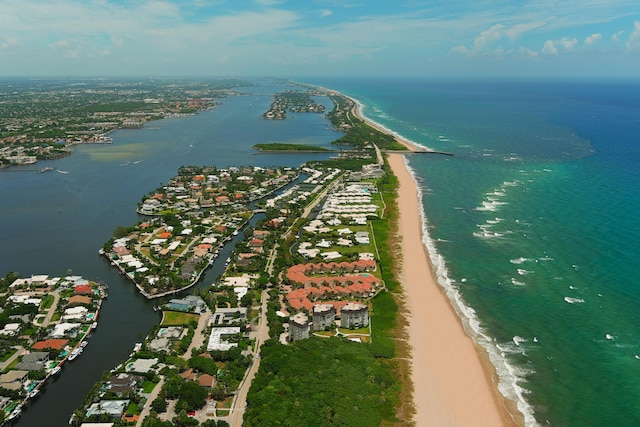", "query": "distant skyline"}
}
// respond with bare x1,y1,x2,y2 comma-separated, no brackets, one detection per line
1,0,639,78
